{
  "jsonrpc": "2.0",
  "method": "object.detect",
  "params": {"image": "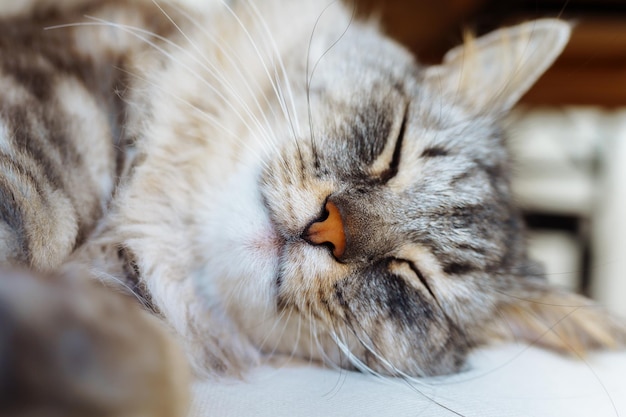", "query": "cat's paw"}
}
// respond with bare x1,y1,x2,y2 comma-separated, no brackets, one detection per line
0,267,189,417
